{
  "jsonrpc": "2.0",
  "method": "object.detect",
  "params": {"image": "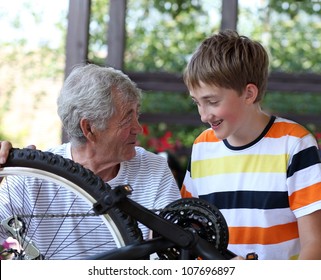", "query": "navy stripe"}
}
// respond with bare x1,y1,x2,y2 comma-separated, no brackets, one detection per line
199,190,289,210
287,146,321,178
